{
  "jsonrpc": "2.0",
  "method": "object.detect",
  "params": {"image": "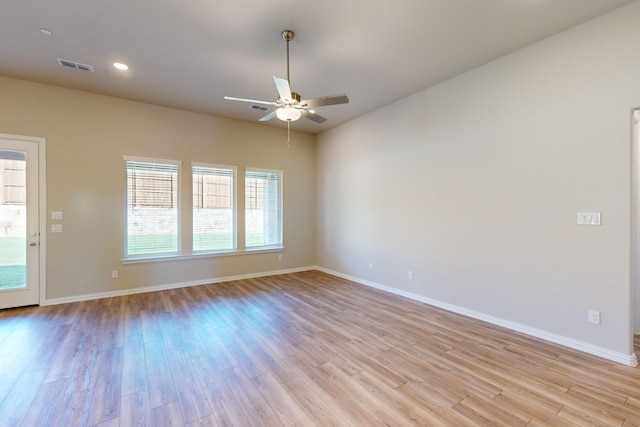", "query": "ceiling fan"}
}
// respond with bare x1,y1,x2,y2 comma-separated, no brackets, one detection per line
224,29,349,147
